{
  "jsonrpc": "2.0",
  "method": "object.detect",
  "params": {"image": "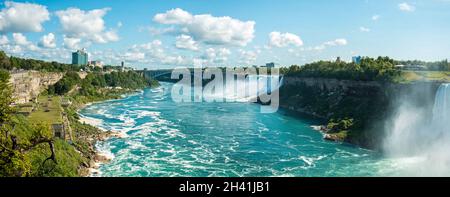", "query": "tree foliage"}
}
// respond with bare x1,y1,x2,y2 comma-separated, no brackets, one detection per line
0,51,82,72
0,71,58,177
0,69,13,124
327,118,354,133
0,51,11,70
0,116,57,177
48,71,81,95
282,56,401,81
